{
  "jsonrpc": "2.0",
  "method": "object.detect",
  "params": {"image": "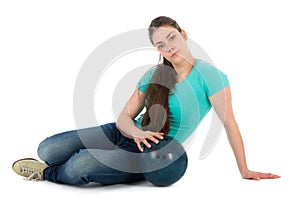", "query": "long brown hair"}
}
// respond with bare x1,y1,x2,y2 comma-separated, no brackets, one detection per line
141,16,182,135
